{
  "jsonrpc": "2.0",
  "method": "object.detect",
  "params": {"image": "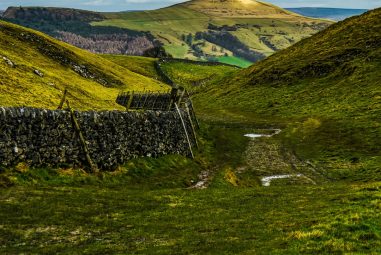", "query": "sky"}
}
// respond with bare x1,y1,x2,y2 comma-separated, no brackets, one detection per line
0,0,380,12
